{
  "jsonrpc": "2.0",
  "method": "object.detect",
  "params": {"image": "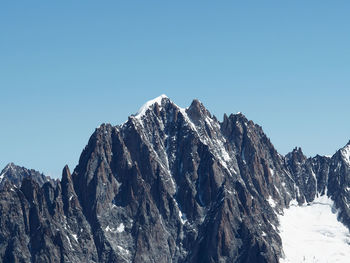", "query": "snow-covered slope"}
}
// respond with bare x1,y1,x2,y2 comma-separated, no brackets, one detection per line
135,94,168,119
278,195,350,263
